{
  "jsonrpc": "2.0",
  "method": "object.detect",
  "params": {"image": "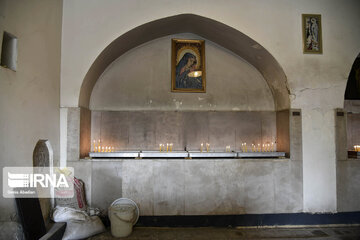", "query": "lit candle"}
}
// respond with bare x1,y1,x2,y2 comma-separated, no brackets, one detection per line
166,143,169,152
200,143,203,152
159,144,162,152
95,146,97,152
93,140,96,152
170,143,173,152
105,146,108,152
206,143,210,152
241,143,244,152
98,139,101,153
244,143,247,153
257,144,261,152
271,142,274,152
102,146,104,152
